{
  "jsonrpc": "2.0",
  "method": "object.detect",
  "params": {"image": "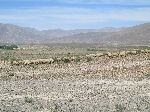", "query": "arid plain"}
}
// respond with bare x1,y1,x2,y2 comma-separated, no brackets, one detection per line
0,44,150,112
